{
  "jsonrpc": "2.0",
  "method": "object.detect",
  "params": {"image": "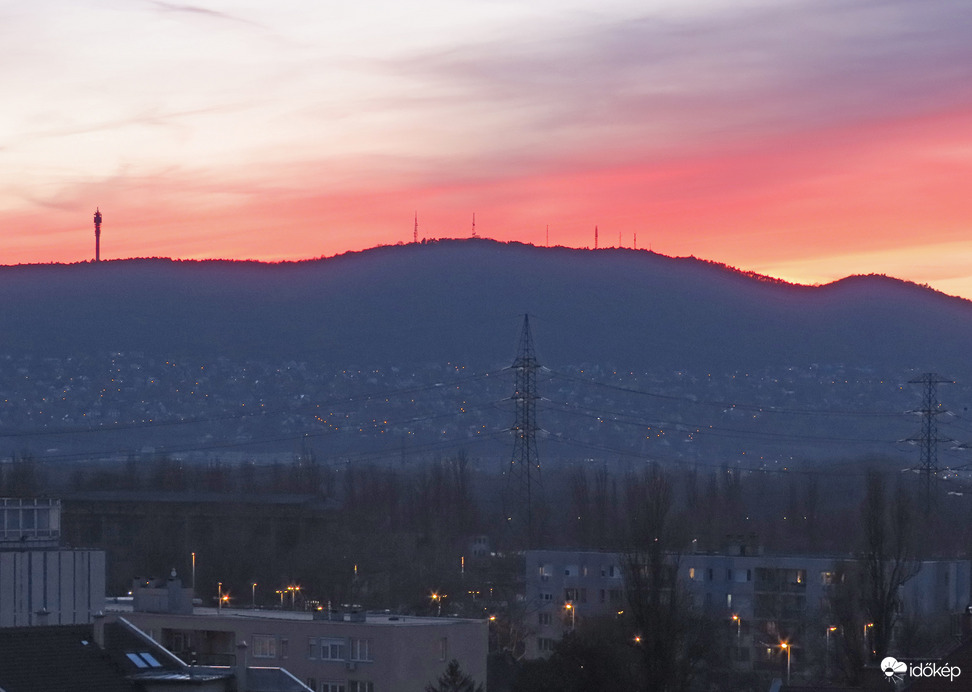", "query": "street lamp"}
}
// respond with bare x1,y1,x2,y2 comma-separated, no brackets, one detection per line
826,626,837,678
731,614,740,642
430,591,447,616
217,582,223,613
780,642,791,684
251,582,257,608
564,601,575,630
